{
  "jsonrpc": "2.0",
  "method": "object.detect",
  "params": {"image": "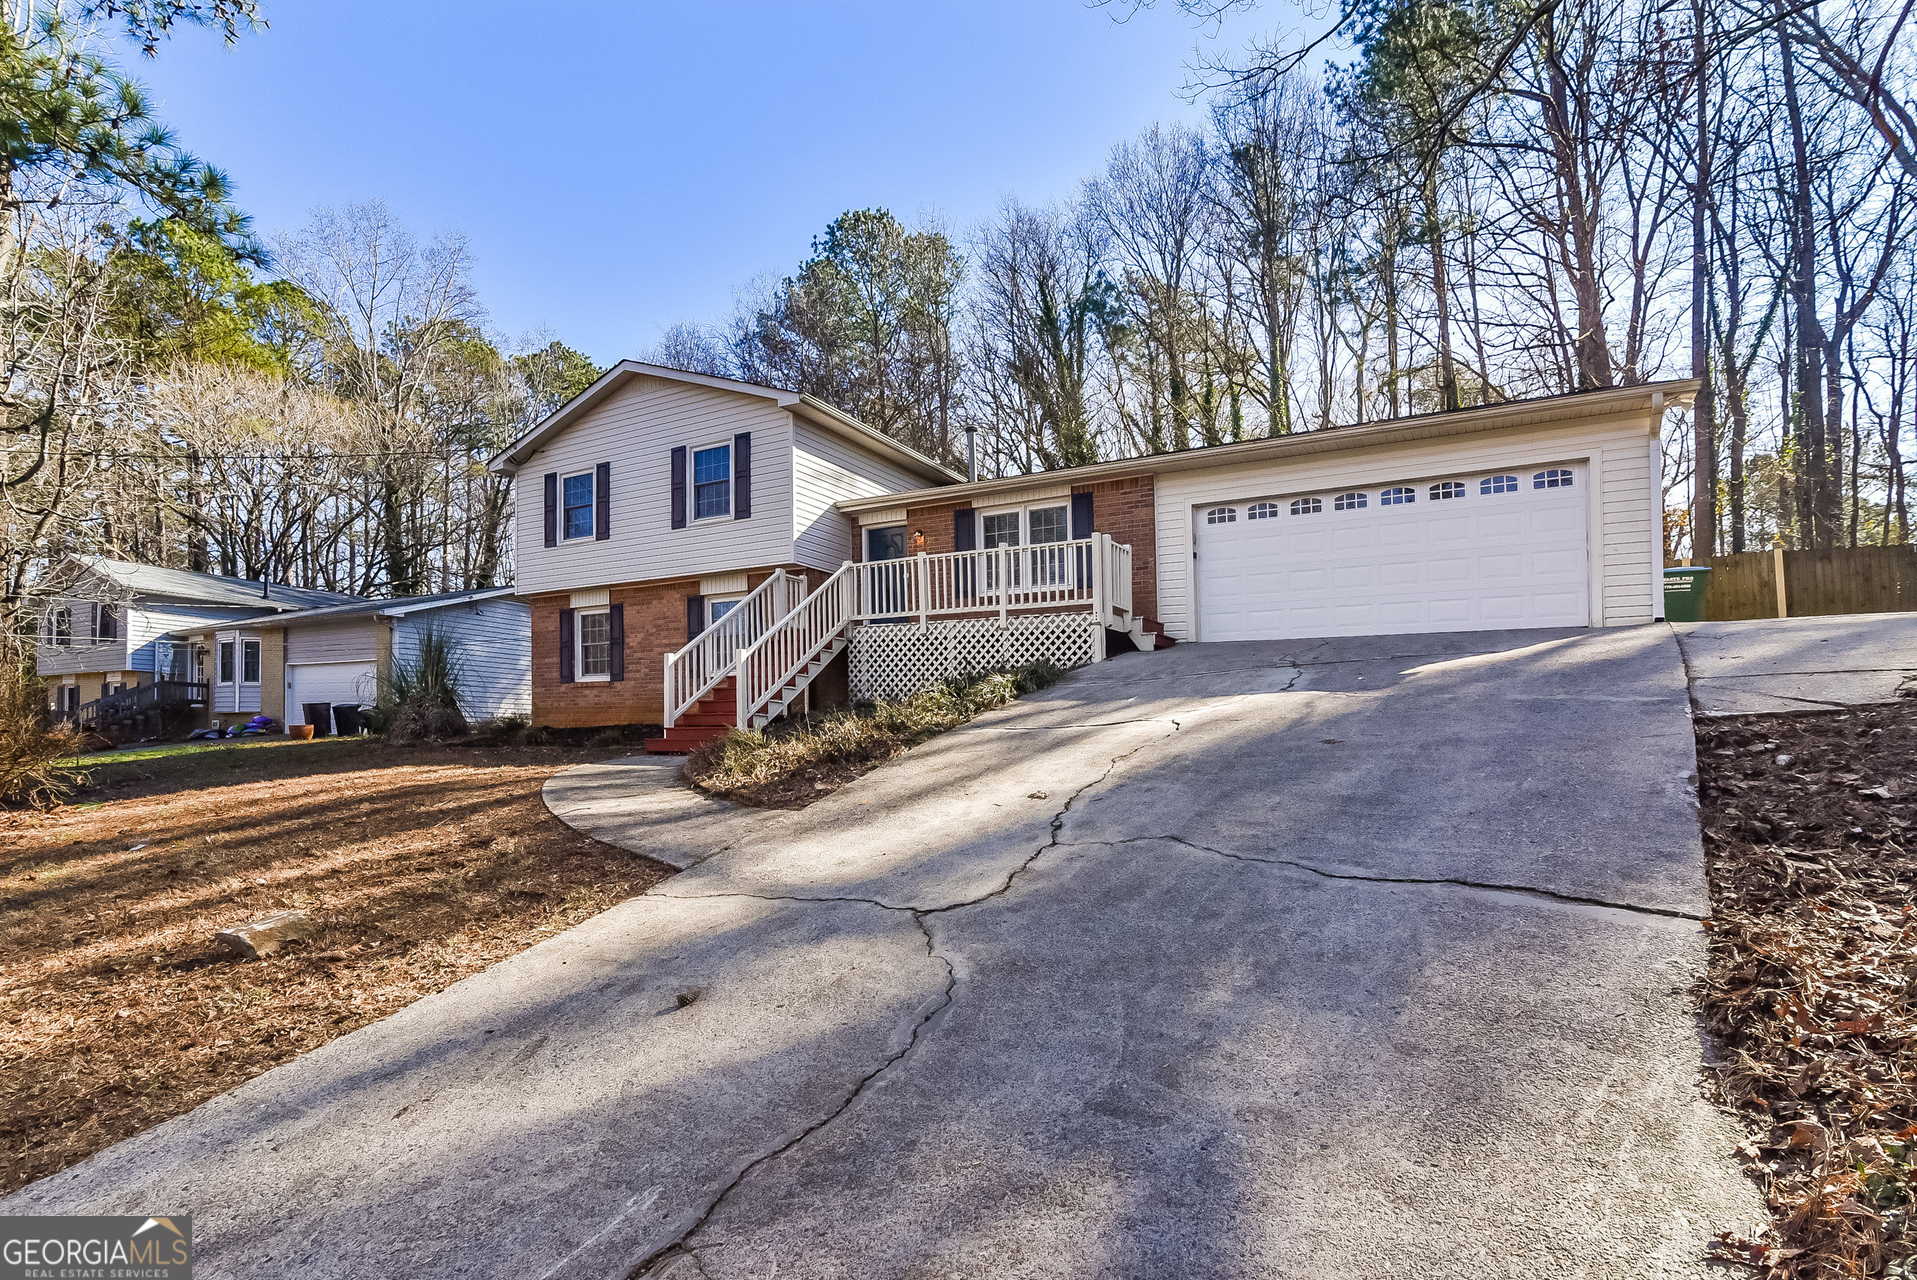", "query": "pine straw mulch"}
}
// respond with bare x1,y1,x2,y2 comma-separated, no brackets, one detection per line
1698,698,1917,1279
684,662,1063,809
0,736,671,1195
